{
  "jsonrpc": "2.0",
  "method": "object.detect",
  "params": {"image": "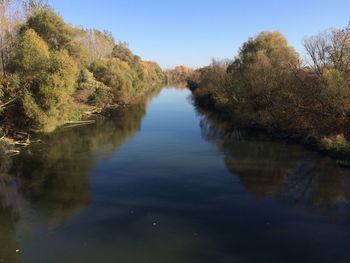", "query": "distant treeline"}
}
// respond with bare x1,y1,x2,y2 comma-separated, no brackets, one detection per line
0,0,164,134
164,66,193,86
188,24,350,160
